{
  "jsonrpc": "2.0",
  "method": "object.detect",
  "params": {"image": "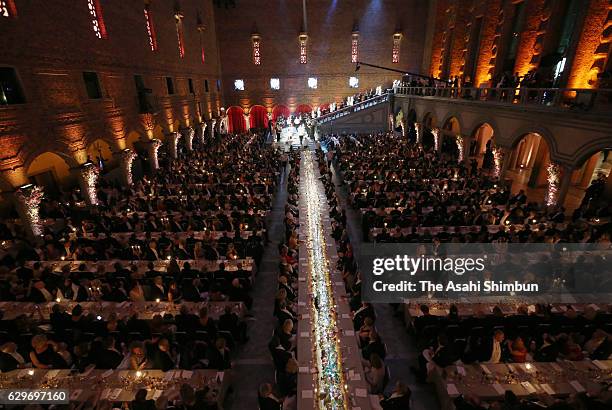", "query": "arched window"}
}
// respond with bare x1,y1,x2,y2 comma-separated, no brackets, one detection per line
87,0,107,39
144,2,158,51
